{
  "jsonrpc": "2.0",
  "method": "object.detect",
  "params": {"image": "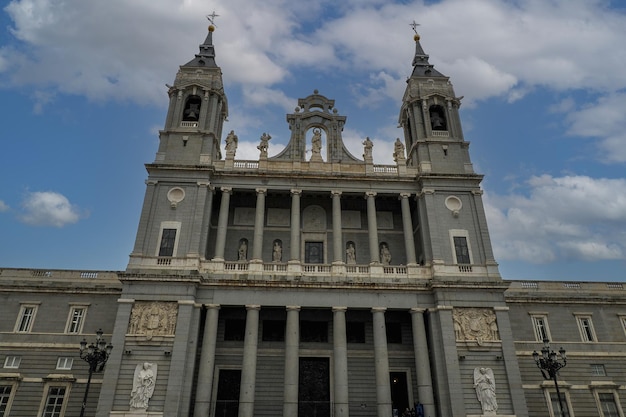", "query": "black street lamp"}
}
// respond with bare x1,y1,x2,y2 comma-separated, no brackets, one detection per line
79,329,113,417
533,338,567,417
